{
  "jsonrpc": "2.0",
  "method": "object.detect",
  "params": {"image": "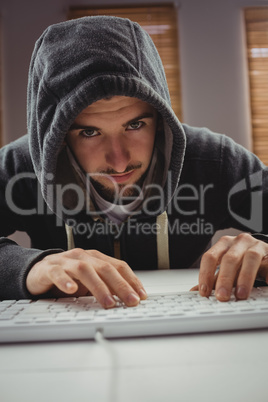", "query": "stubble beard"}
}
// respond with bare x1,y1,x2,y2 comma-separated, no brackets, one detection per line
90,167,147,204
